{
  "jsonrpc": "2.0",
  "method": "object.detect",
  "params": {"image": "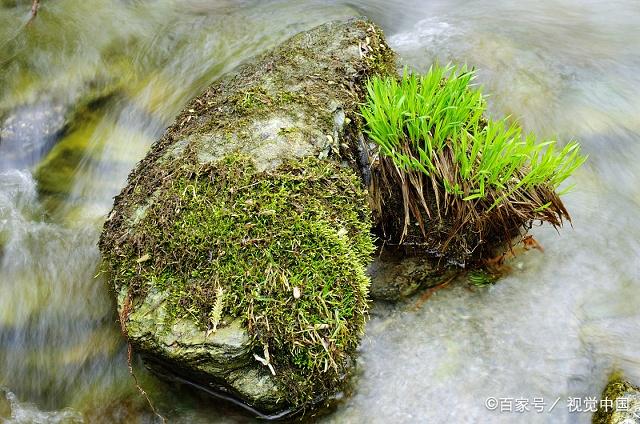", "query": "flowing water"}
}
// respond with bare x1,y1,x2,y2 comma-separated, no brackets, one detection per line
1,0,639,422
